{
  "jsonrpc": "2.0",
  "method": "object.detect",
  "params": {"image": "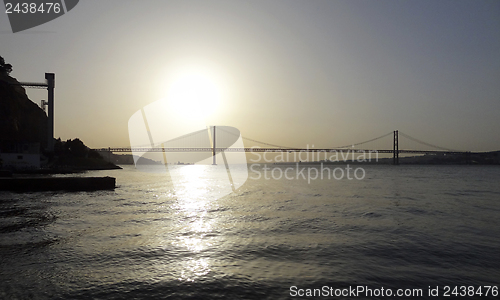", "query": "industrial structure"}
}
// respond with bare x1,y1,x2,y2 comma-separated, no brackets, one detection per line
11,73,55,152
